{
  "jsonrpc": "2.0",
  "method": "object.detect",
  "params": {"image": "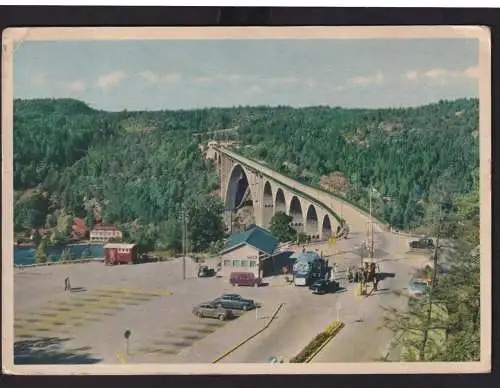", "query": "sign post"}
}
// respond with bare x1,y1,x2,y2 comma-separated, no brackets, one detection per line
124,329,131,355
